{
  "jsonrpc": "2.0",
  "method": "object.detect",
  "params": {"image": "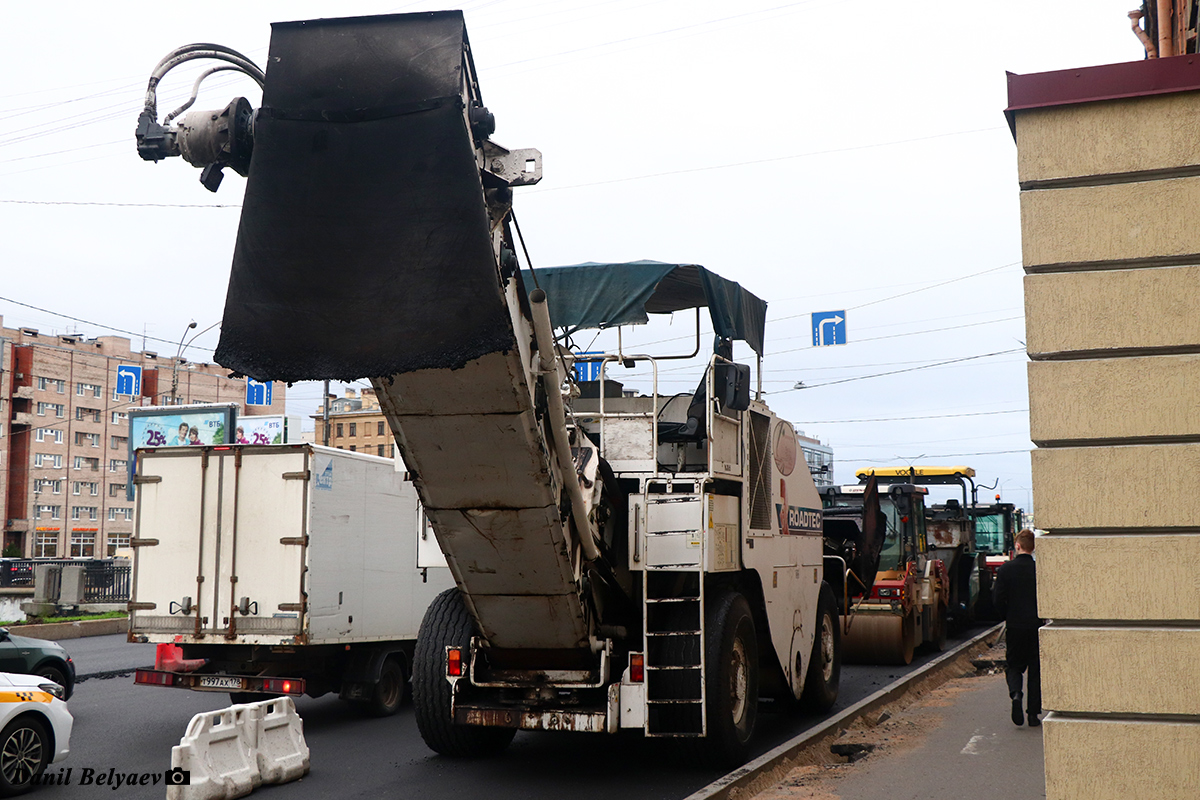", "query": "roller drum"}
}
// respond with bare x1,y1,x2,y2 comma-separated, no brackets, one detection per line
840,613,914,665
